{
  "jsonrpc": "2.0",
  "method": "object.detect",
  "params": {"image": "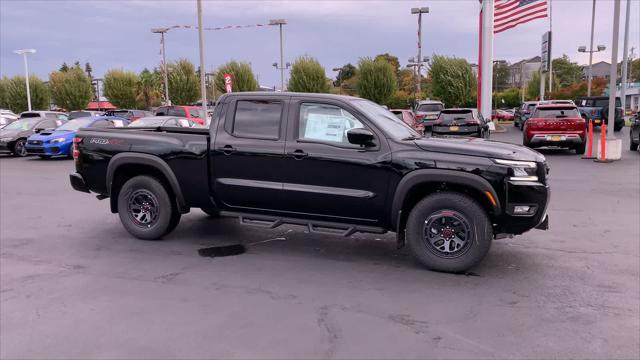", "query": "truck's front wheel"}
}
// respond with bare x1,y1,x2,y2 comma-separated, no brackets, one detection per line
406,192,492,273
117,175,178,240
